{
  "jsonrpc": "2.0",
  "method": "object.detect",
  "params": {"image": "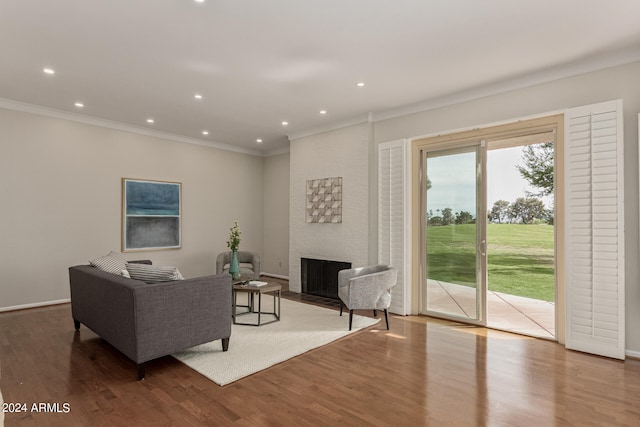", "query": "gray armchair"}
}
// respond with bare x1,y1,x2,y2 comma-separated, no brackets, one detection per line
216,251,261,280
338,264,398,330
